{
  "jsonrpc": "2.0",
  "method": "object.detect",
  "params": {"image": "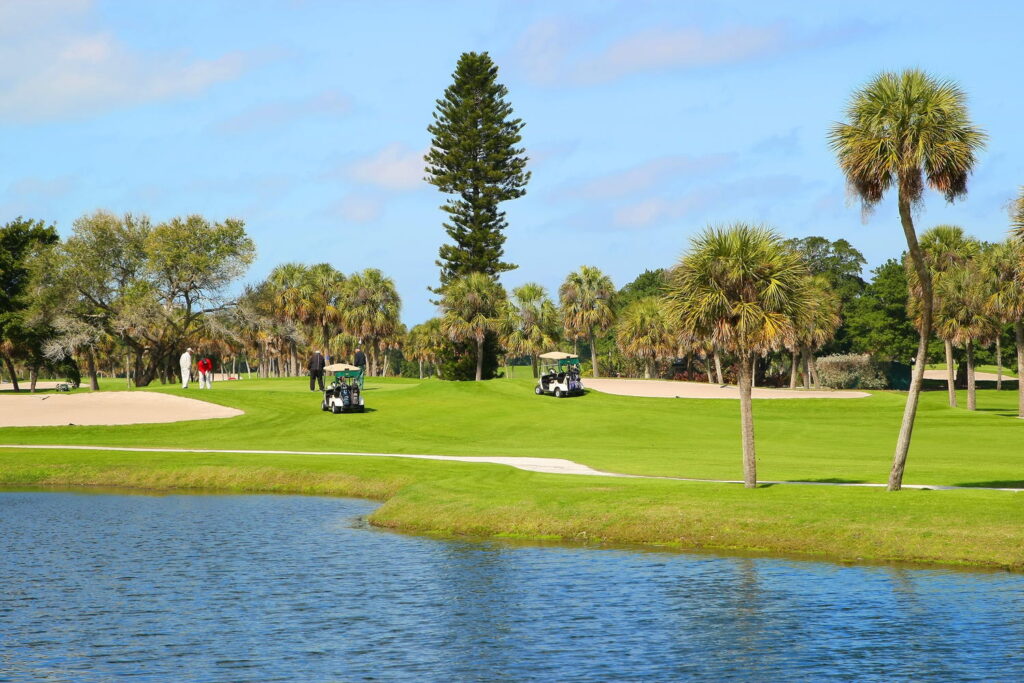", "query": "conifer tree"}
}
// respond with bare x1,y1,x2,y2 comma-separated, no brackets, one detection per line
425,52,530,291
